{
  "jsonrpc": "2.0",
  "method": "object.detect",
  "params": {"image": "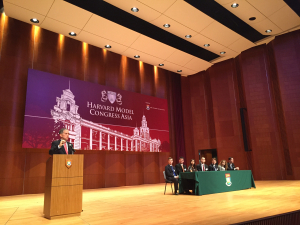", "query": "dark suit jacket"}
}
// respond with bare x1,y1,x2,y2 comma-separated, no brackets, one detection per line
49,140,74,155
208,163,218,171
197,163,208,171
227,163,236,170
175,163,187,175
165,164,178,180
